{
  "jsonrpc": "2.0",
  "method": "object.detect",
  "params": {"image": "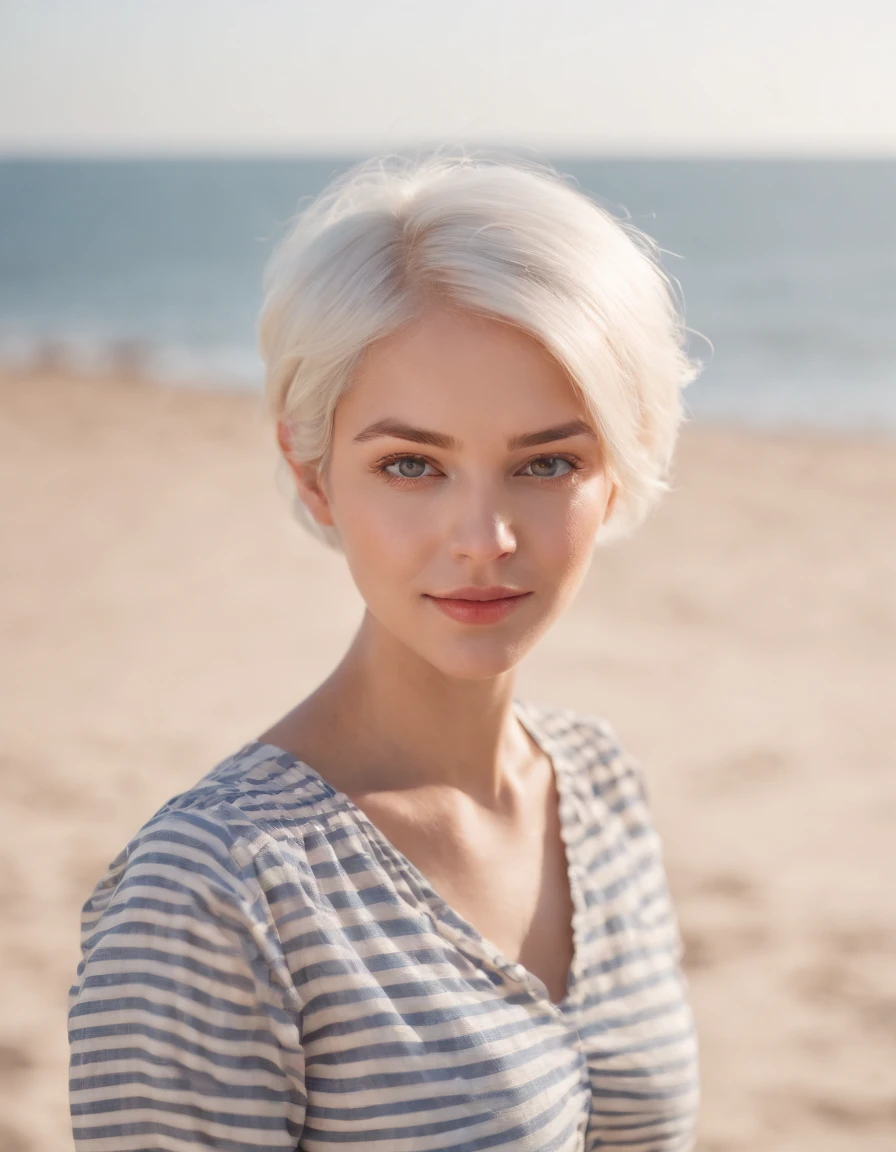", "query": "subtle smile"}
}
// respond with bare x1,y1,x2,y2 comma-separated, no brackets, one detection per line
423,589,533,625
